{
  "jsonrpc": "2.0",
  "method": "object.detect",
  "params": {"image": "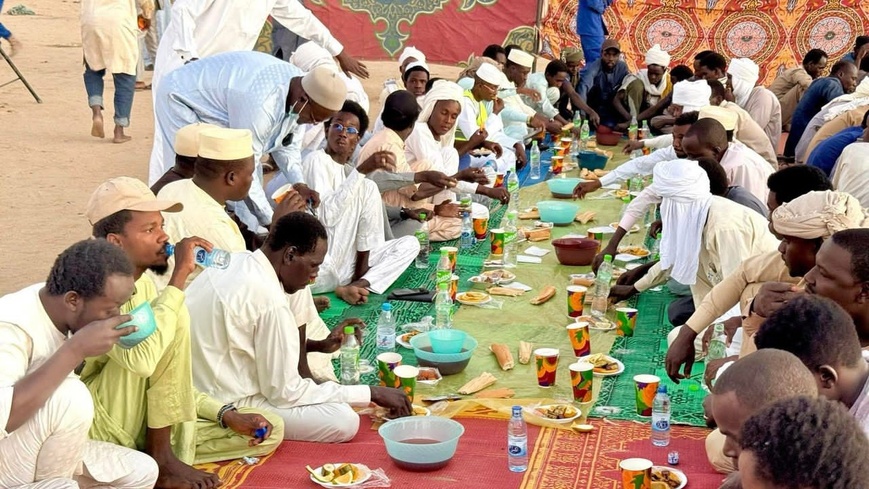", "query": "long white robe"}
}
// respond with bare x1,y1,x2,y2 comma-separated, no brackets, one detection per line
456,92,518,173
301,150,419,294
832,142,869,209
